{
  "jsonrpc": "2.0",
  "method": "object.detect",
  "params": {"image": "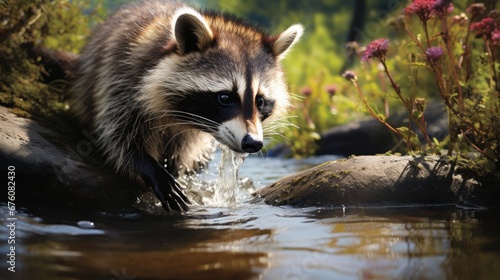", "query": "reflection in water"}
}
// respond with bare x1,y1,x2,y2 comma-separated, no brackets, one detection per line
1,204,499,280
1,154,499,279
